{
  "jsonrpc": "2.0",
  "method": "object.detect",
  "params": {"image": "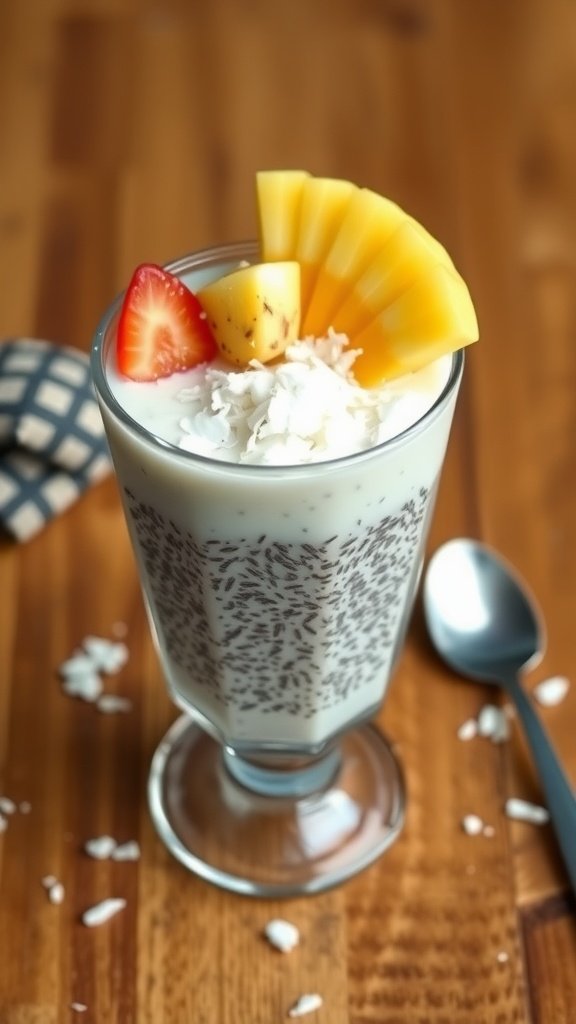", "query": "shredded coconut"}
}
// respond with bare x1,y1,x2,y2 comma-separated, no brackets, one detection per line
457,718,478,741
41,875,58,889
505,798,549,825
97,695,132,714
84,835,117,859
174,337,447,465
461,814,485,836
111,841,140,862
477,704,510,743
62,671,103,702
533,676,570,707
83,637,129,674
48,881,65,905
0,797,16,816
82,897,127,927
287,993,323,1017
71,1004,88,1013
496,951,509,963
264,918,300,953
